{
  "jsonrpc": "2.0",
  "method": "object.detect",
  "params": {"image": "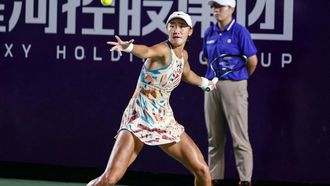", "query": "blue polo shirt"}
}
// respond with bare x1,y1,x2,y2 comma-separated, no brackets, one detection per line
202,19,257,80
